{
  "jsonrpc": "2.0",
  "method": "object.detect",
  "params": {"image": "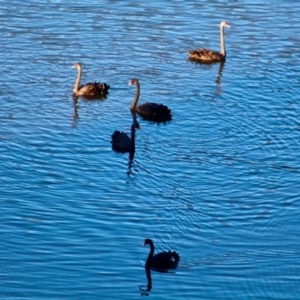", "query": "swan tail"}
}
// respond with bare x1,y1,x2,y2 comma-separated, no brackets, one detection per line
96,82,110,93
171,251,180,262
